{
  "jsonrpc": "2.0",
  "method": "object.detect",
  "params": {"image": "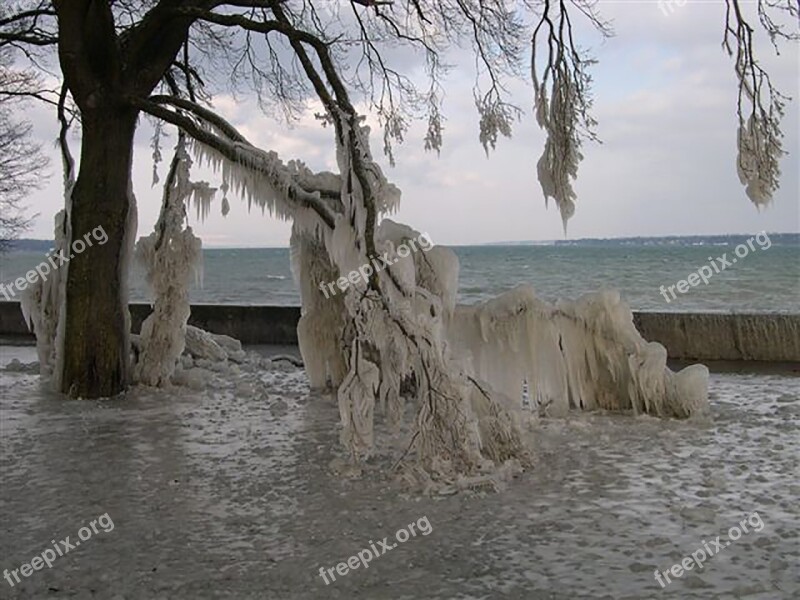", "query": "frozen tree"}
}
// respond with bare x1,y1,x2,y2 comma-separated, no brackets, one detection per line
0,47,49,249
0,0,795,414
130,13,708,487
